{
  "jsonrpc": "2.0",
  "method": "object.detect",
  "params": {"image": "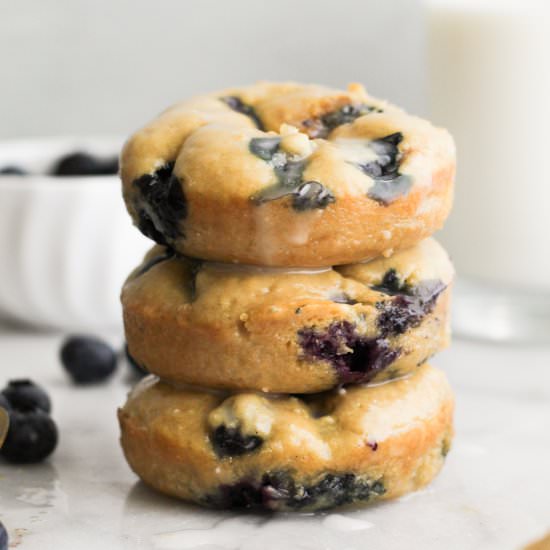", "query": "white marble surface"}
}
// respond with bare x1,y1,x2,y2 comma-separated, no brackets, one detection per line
0,328,549,550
